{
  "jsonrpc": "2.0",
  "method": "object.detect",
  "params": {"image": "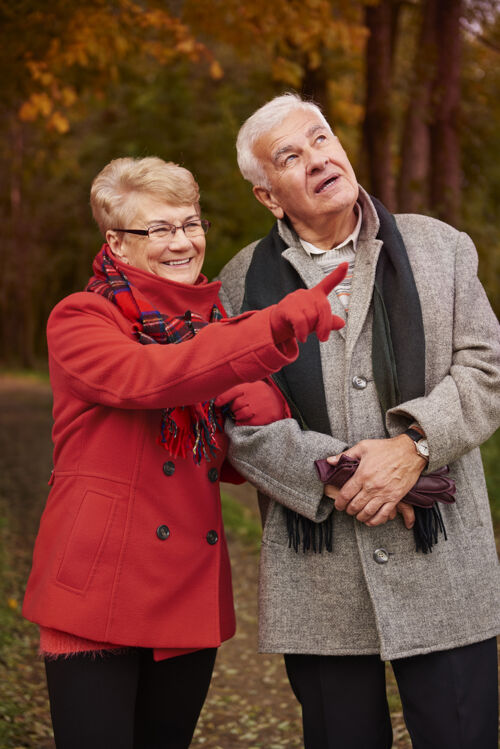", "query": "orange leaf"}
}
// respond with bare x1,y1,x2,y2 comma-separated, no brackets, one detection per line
209,60,224,80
